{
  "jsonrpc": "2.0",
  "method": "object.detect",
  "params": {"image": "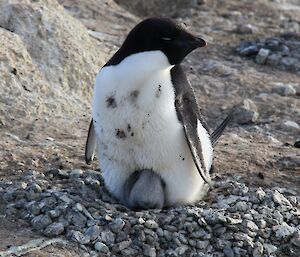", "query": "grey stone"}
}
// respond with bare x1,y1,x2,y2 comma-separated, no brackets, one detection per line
223,246,234,257
84,225,101,241
291,232,300,247
235,201,250,212
273,83,297,96
71,211,87,228
266,54,281,66
144,246,156,257
48,208,62,219
110,218,125,233
233,99,259,124
175,245,188,255
112,240,131,252
280,57,300,69
101,230,115,245
239,45,259,56
256,48,270,64
253,241,264,257
145,219,159,229
70,230,90,244
69,169,84,177
273,222,296,239
263,243,277,255
241,219,259,232
94,241,110,253
281,121,300,132
196,240,210,249
31,214,52,230
44,222,64,236
236,24,255,34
